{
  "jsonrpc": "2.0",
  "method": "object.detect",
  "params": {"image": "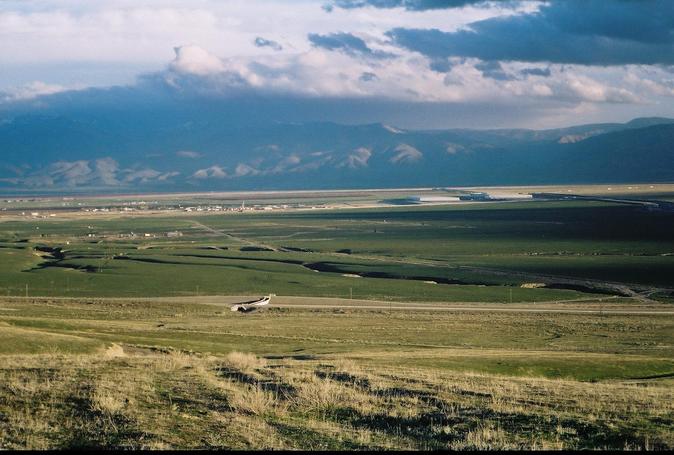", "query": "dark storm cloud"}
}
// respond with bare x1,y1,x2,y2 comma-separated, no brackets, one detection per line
428,58,454,73
254,37,283,51
359,72,378,81
308,32,395,59
386,0,674,65
325,0,498,11
520,67,551,77
474,60,514,80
